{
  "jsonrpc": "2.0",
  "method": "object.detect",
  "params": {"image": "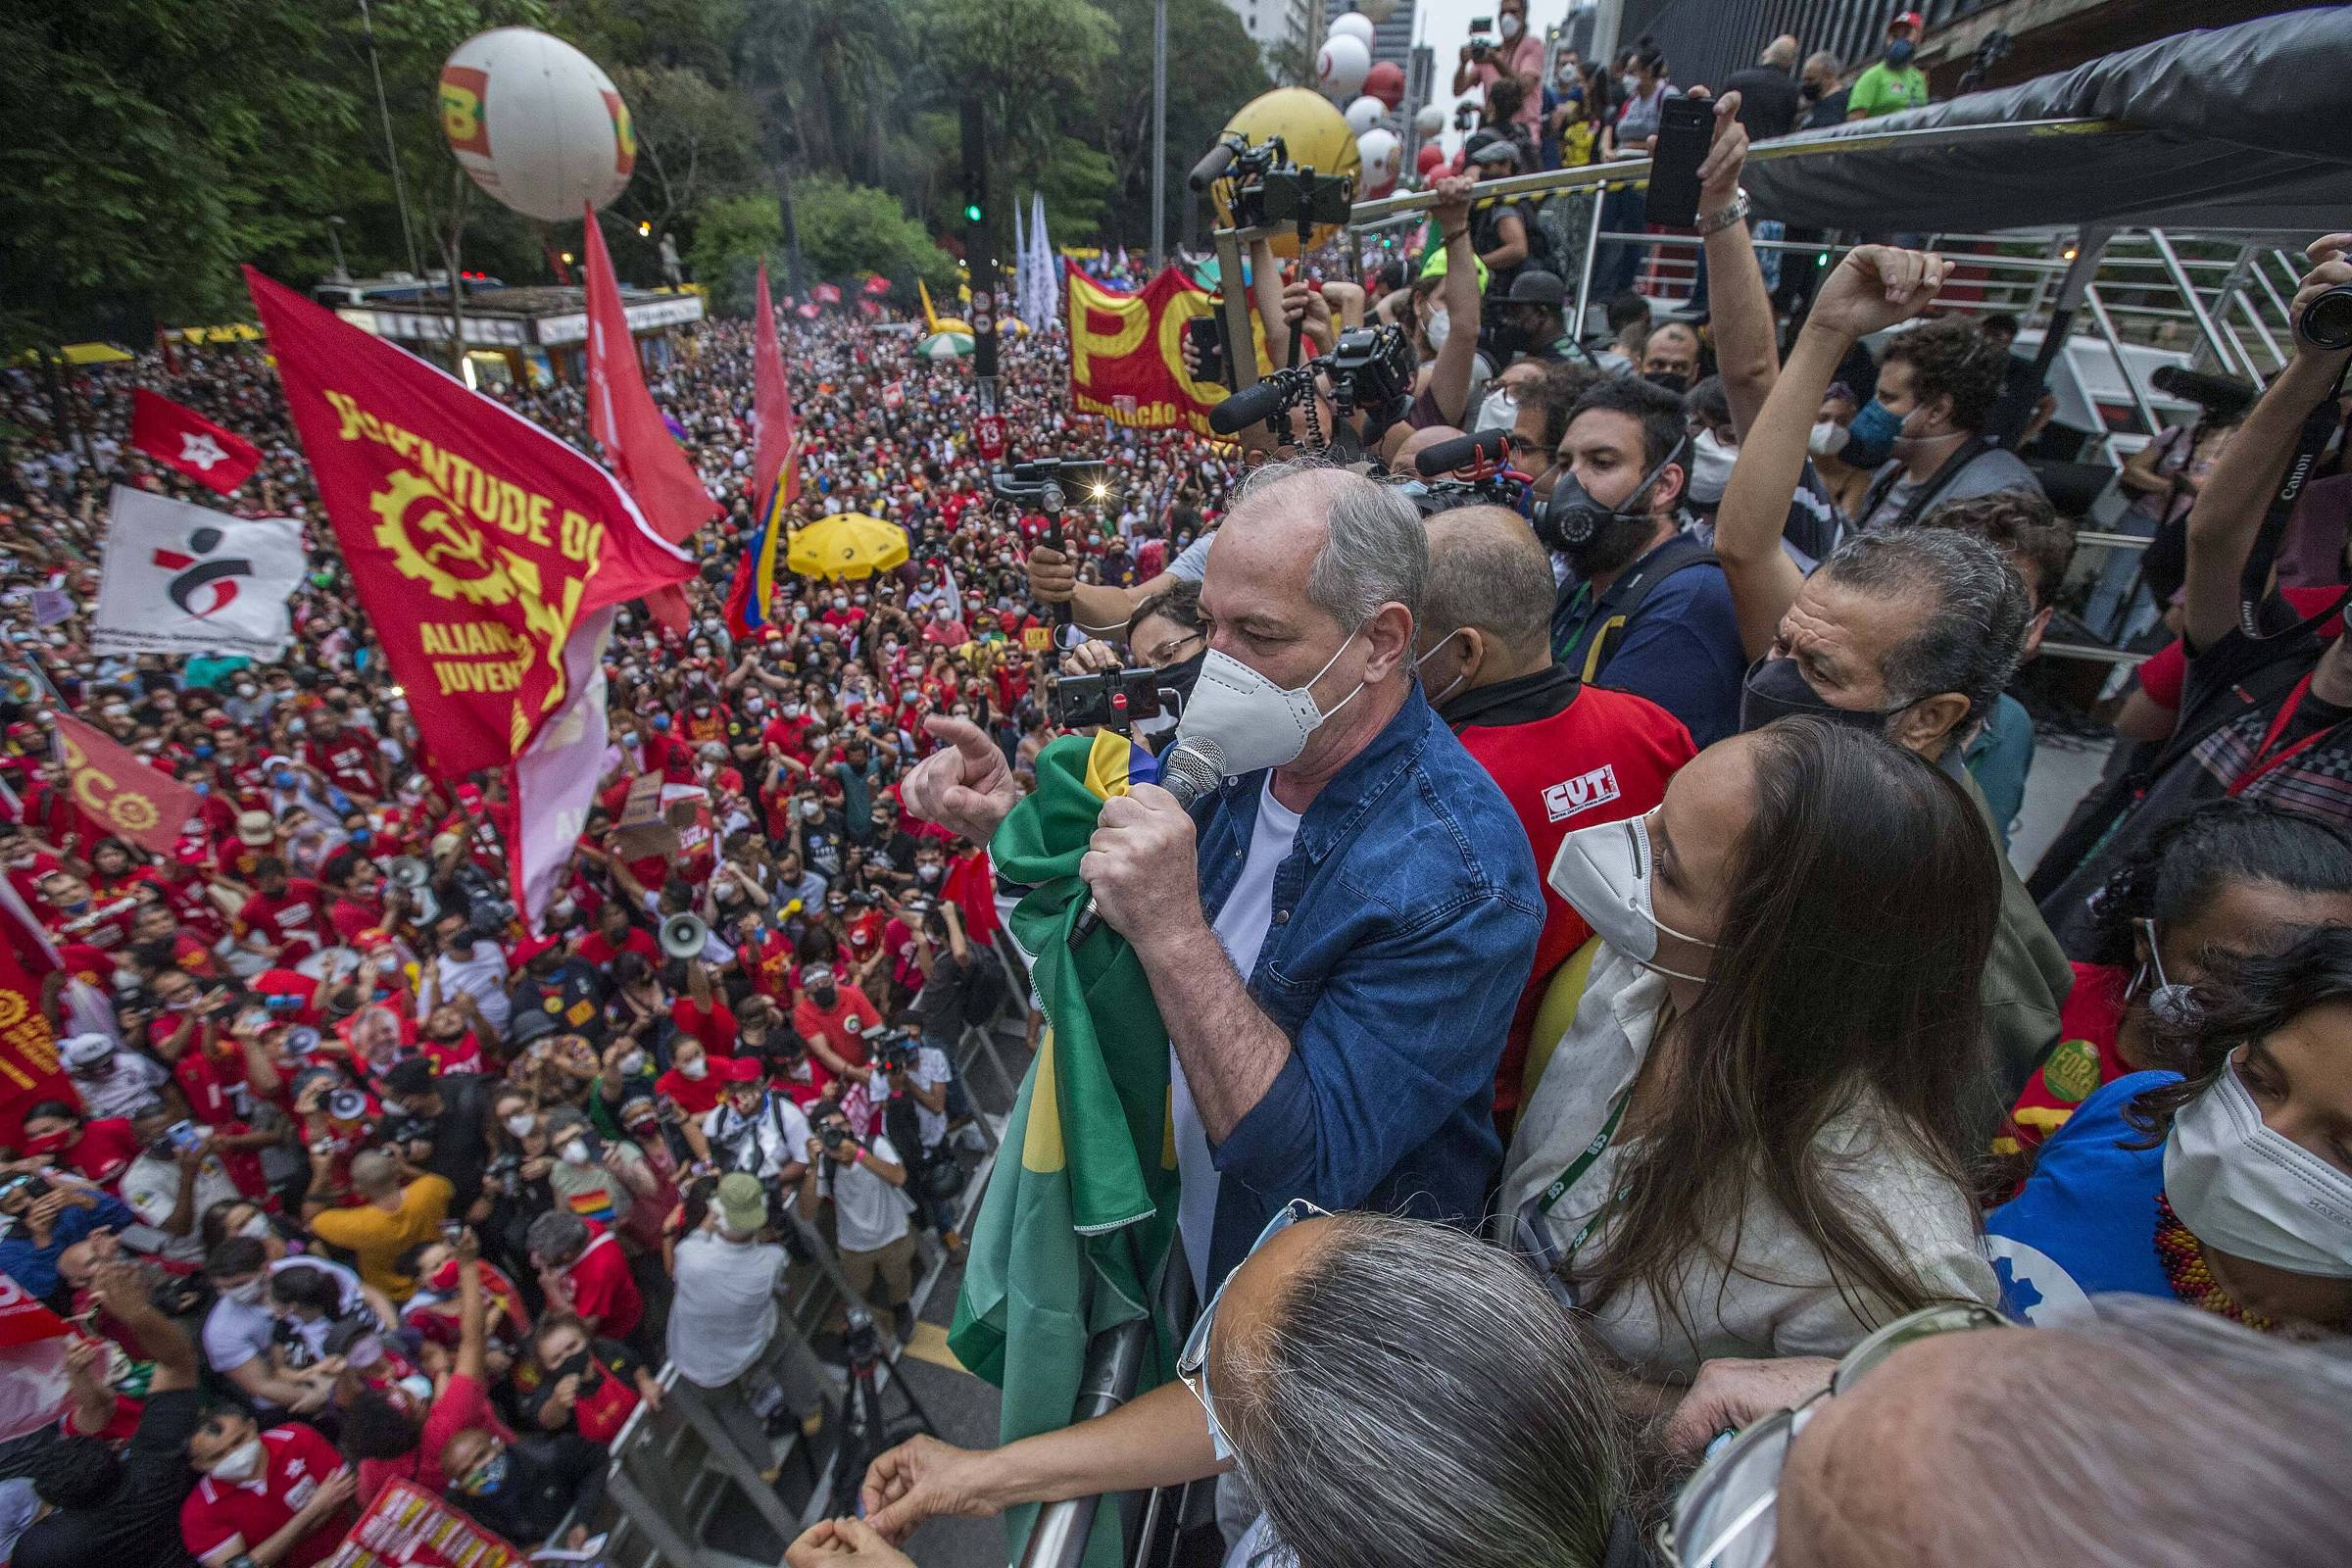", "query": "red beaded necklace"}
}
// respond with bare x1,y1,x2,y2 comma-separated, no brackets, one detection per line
2153,1194,2277,1333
